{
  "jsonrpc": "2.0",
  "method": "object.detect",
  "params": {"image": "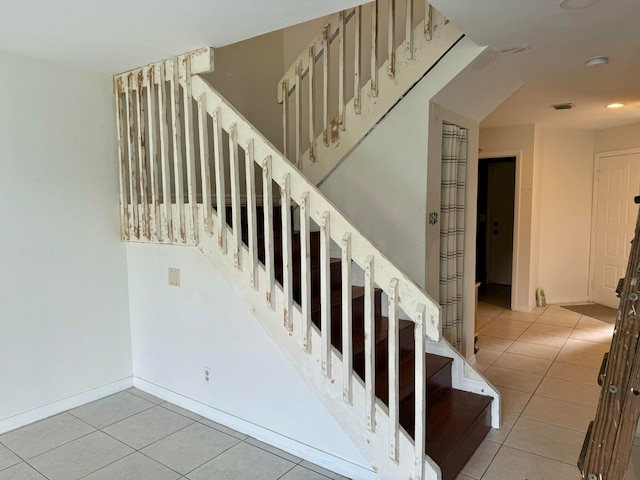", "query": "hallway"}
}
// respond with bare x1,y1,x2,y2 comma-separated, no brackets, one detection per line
458,301,640,479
